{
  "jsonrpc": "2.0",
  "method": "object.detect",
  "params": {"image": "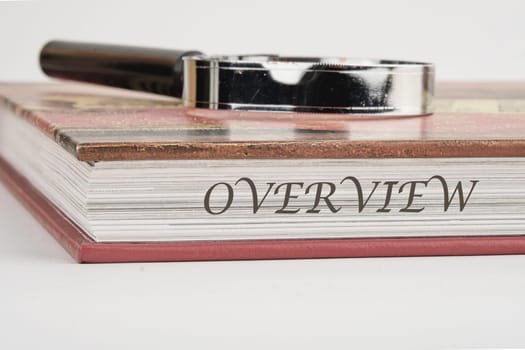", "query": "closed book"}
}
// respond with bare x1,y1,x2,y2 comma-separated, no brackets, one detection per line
1,82,525,262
